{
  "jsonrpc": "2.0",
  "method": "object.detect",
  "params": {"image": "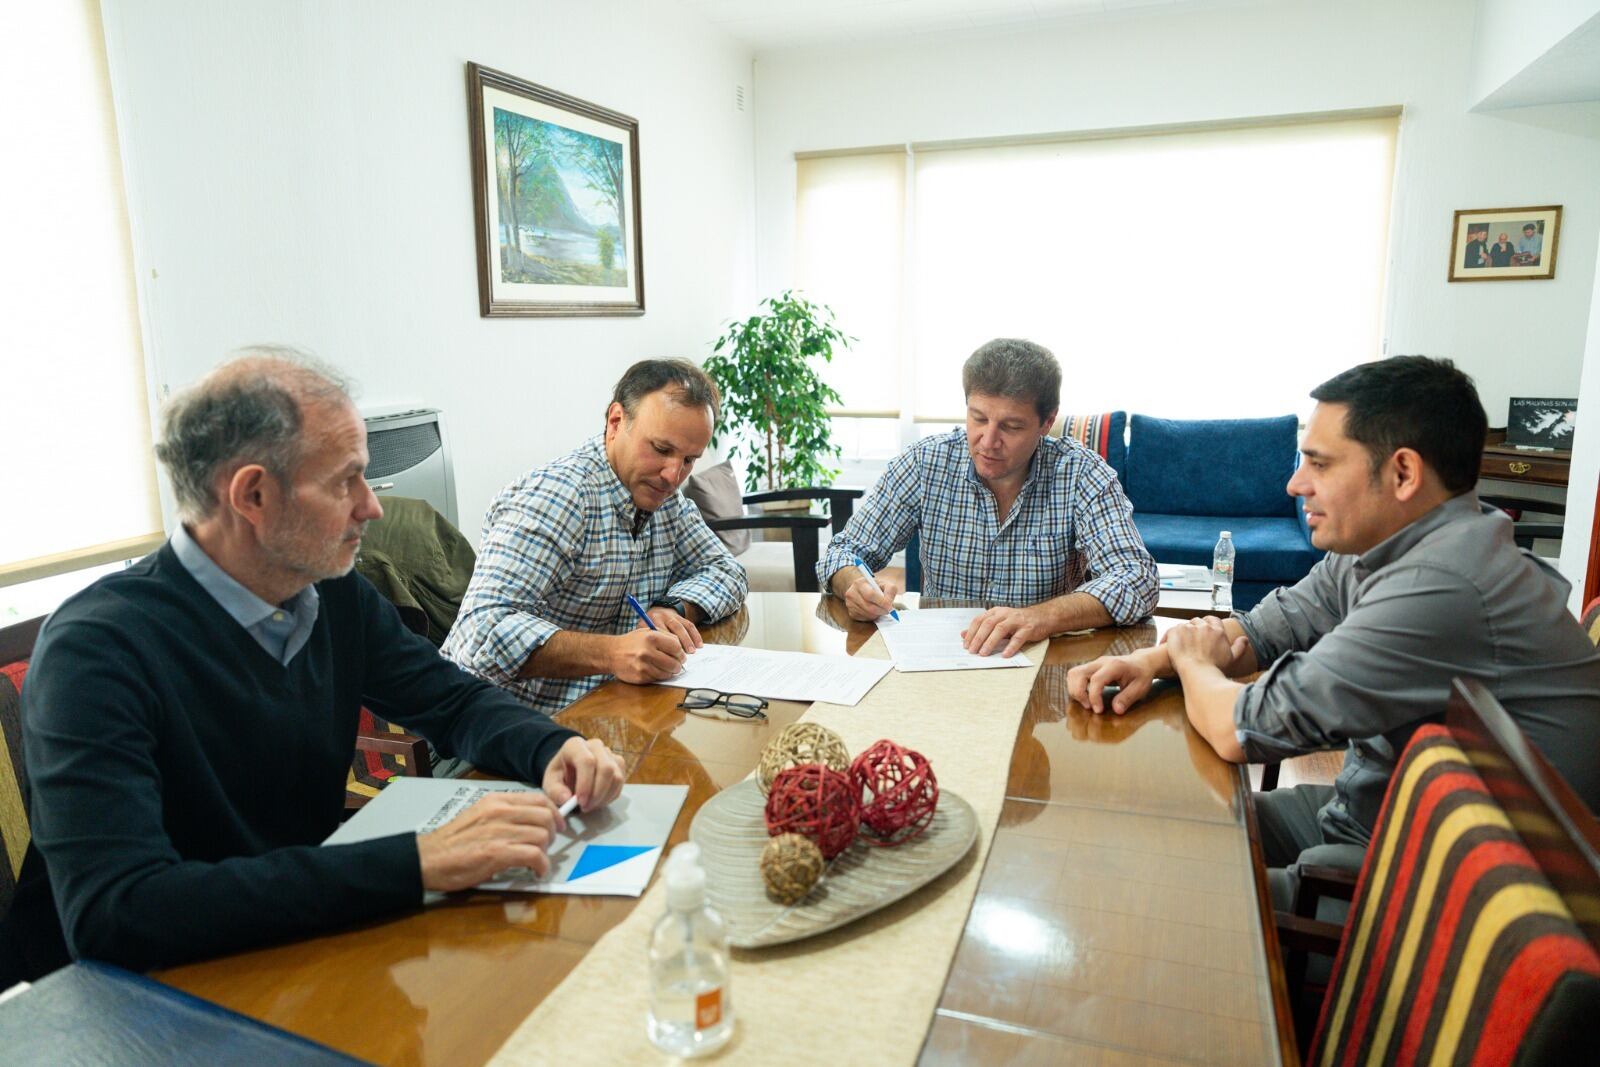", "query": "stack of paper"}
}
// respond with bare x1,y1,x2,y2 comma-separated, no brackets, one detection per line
875,608,1033,672
660,643,893,705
